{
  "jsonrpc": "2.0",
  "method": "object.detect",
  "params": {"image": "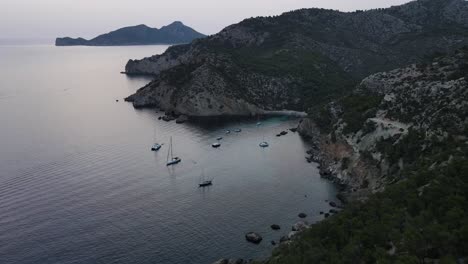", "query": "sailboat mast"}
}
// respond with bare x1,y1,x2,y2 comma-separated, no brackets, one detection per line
170,137,174,159
166,136,171,162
